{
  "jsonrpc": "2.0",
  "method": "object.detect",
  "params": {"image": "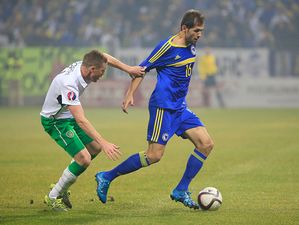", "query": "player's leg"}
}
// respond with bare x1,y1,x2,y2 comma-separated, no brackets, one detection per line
42,118,92,210
171,126,213,209
49,139,97,209
95,107,171,203
202,79,211,107
215,81,225,108
75,120,99,160
101,141,165,181
95,106,170,189
170,109,213,209
175,126,213,190
95,142,166,203
85,141,101,159
47,148,91,208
